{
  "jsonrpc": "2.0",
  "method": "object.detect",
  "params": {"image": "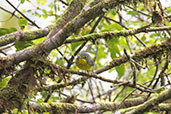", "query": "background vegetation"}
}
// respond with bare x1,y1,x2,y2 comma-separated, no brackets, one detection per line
0,0,170,113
